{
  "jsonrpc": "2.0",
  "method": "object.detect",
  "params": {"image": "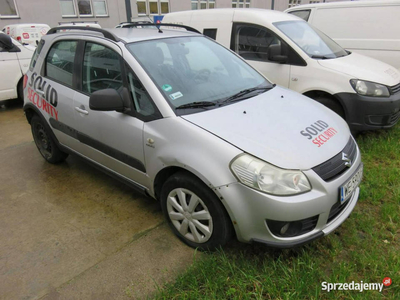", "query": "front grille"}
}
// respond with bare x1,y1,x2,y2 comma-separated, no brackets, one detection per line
389,110,400,125
312,137,357,181
327,200,350,224
390,82,400,94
